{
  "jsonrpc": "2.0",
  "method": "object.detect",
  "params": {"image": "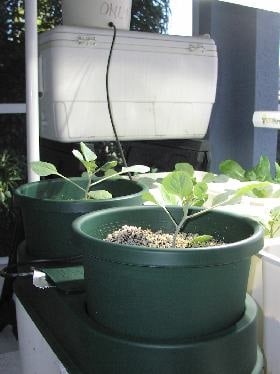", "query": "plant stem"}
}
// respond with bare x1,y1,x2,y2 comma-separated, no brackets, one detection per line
270,225,274,238
270,221,280,238
169,196,238,247
85,172,93,199
182,199,229,222
172,209,189,247
89,170,127,188
161,205,178,228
